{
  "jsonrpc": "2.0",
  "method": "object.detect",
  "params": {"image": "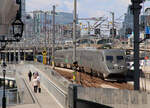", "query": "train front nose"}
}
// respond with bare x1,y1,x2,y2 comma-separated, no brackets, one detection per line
107,65,127,79
110,64,127,74
107,63,127,74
